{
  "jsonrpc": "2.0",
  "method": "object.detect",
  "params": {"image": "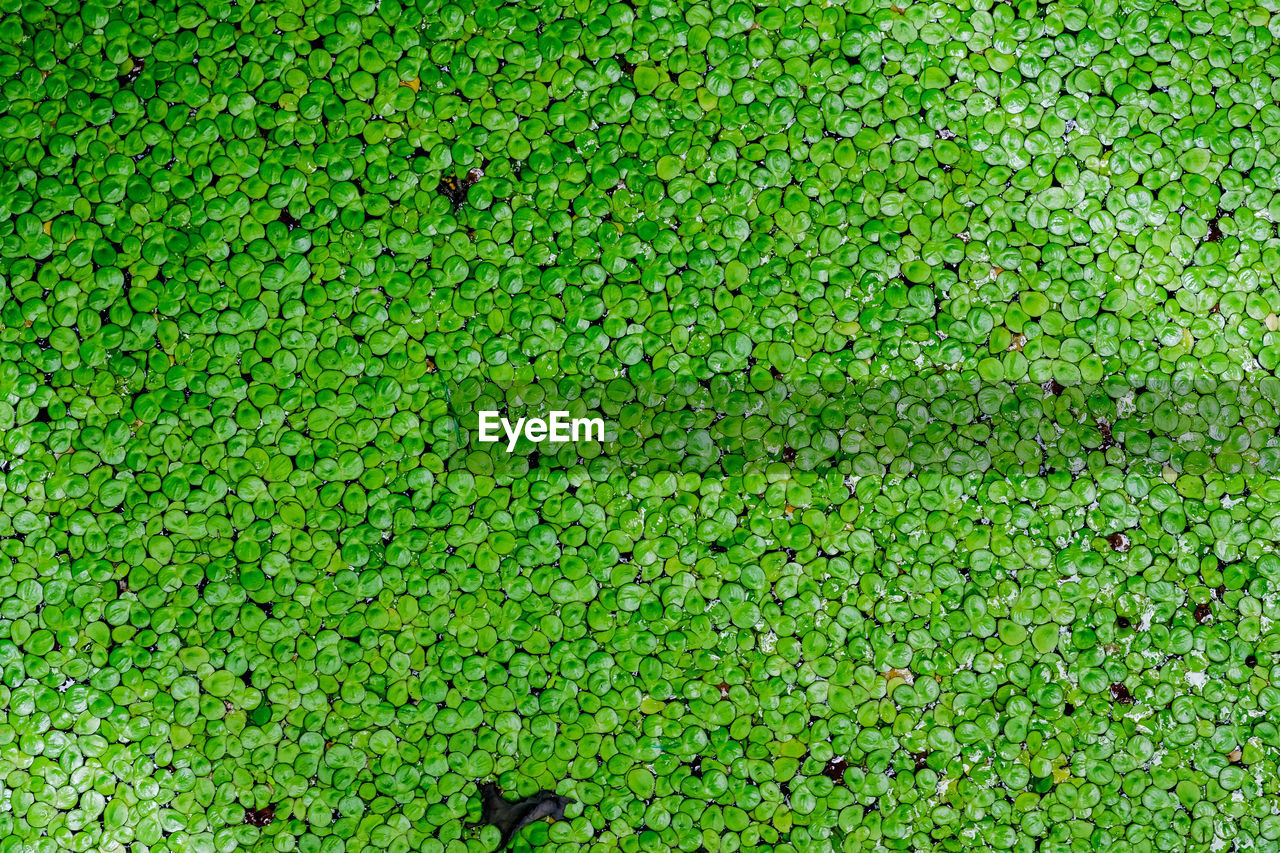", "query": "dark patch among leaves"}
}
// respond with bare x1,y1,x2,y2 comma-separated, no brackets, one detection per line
822,757,849,783
467,783,574,852
244,804,276,827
